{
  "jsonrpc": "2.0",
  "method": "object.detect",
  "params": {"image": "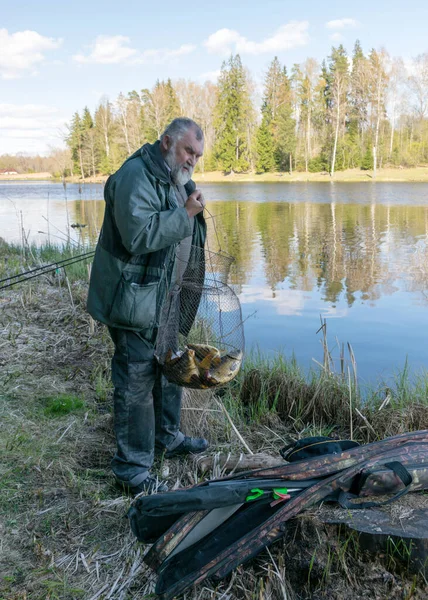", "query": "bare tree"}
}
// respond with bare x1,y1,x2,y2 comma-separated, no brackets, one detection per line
407,53,428,119
115,92,131,155
327,46,349,177
95,96,114,159
47,146,72,178
294,58,320,171
126,91,145,151
141,80,179,140
387,57,405,160
369,49,389,177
